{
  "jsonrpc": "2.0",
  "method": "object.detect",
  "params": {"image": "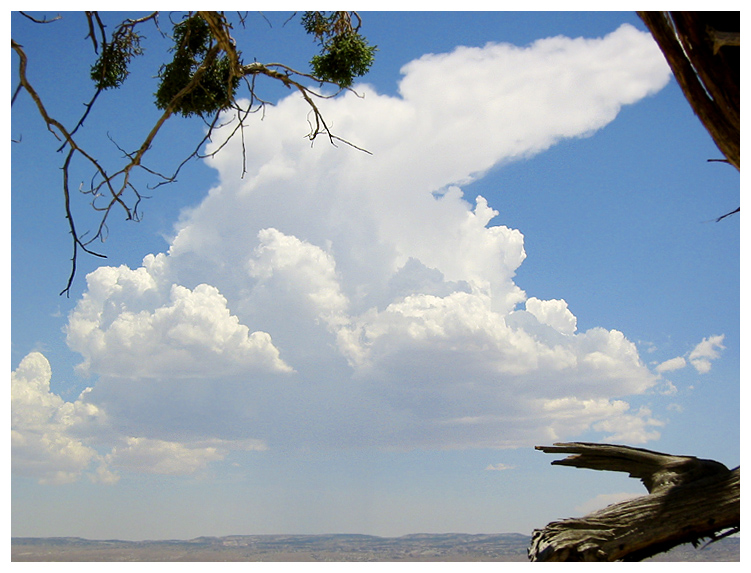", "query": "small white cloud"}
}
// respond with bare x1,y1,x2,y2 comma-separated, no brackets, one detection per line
485,463,515,471
657,379,678,396
688,335,725,374
651,335,725,377
655,356,687,373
